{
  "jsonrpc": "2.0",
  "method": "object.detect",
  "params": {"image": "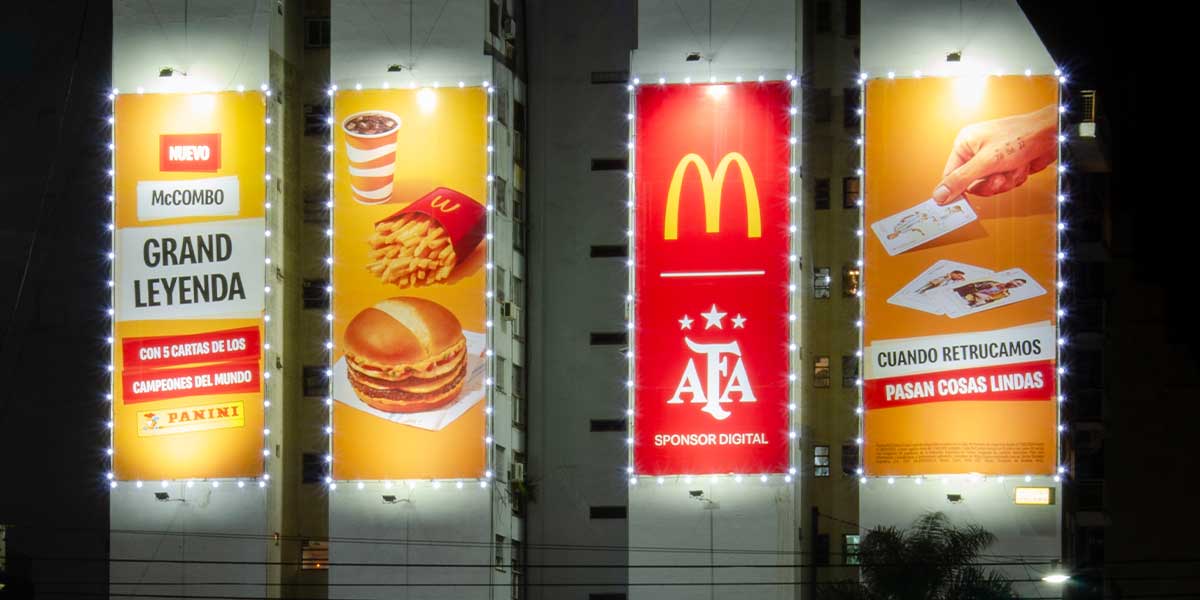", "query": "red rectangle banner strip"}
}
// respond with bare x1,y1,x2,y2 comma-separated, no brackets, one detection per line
122,326,261,370
123,357,261,404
